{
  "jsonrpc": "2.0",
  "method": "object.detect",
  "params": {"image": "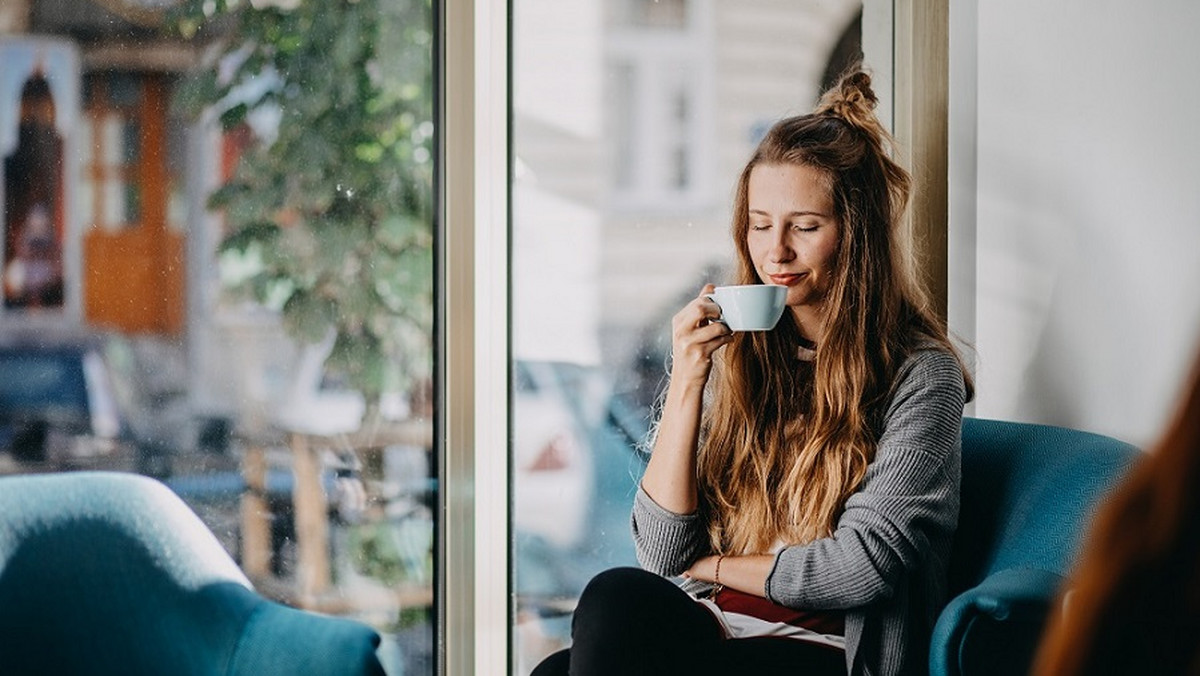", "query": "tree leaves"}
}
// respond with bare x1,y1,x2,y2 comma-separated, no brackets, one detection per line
172,0,435,418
